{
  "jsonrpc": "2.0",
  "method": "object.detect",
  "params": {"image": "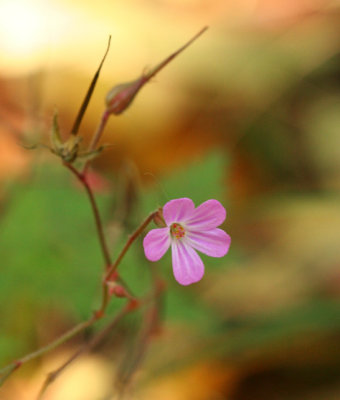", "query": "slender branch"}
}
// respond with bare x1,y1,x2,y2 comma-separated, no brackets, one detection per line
82,27,208,173
90,109,110,151
146,26,208,82
0,166,156,388
0,316,97,386
114,265,165,399
97,210,156,315
0,364,20,387
83,109,110,173
64,161,147,315
0,159,111,387
64,162,137,303
105,211,157,282
64,162,112,267
37,306,129,400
